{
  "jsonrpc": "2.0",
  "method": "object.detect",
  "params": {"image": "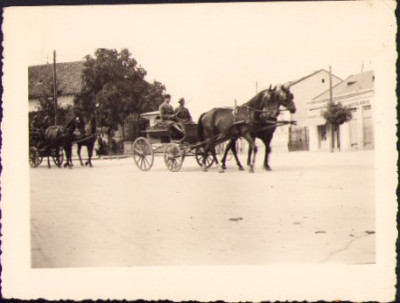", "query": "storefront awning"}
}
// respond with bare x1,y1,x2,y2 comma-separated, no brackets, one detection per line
304,117,326,126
